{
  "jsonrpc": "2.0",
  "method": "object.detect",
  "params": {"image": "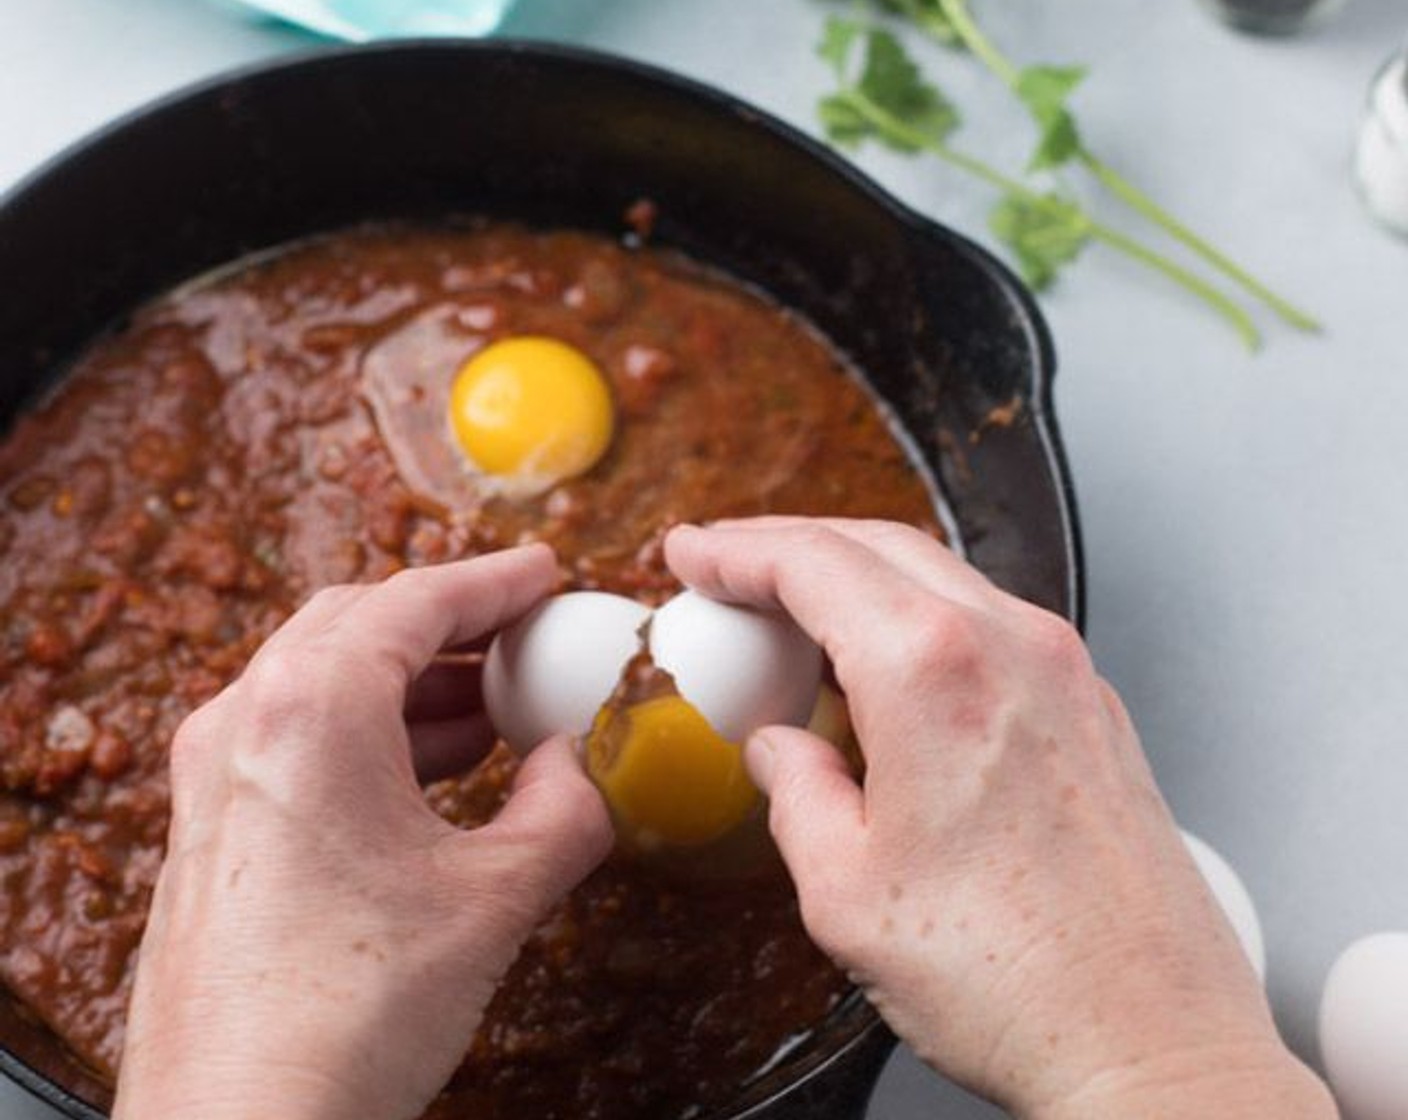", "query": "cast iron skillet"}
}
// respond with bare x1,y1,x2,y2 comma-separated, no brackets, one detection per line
0,40,1082,1120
